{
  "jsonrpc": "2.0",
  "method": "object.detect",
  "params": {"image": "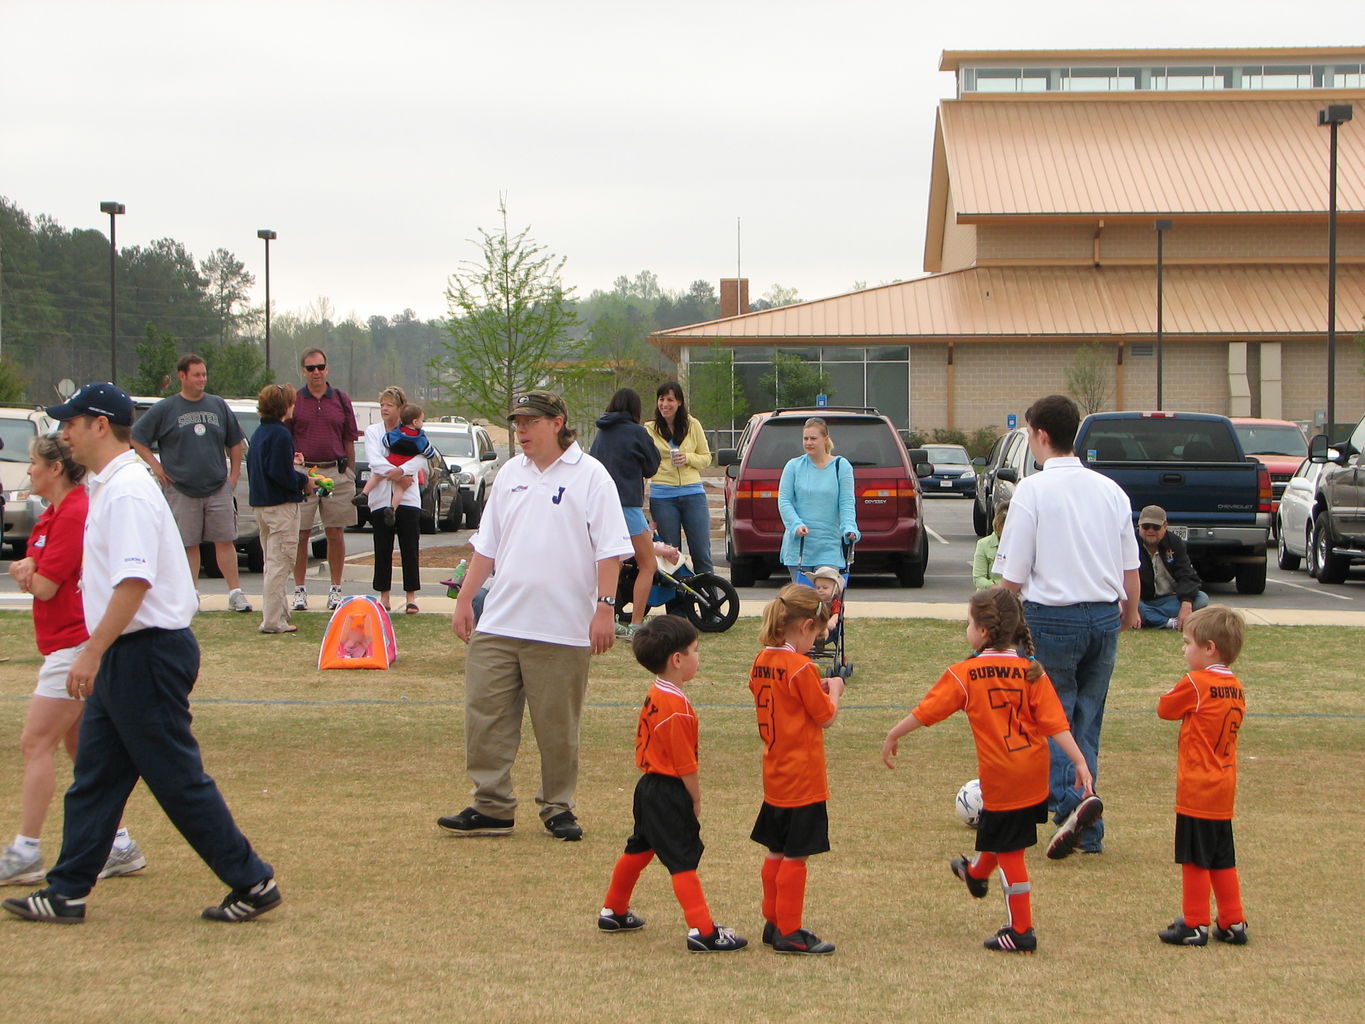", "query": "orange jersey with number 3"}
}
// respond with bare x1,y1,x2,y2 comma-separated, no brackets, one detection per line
750,646,836,807
911,651,1071,812
1157,666,1245,820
